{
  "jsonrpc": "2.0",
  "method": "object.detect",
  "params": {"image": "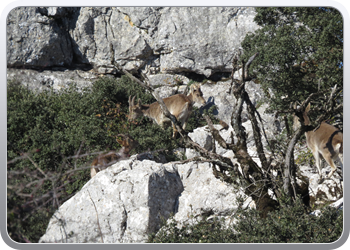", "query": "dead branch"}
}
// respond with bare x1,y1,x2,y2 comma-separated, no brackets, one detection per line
88,190,104,243
244,52,259,80
203,115,229,150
